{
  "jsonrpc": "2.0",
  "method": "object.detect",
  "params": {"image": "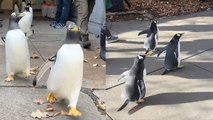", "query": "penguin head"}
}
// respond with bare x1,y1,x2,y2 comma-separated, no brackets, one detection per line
10,13,21,23
150,20,157,30
173,33,184,41
24,6,30,12
130,55,146,75
137,55,146,60
10,13,18,22
64,22,80,44
9,13,21,30
137,55,146,66
67,22,79,32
